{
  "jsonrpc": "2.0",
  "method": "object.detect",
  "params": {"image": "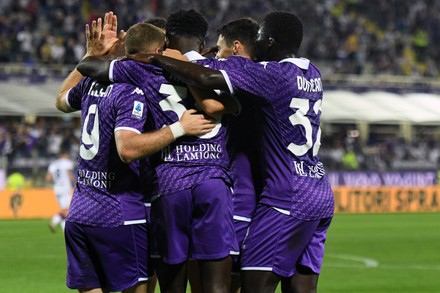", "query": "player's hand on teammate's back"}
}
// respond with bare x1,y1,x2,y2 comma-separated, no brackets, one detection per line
163,49,189,61
179,109,217,136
